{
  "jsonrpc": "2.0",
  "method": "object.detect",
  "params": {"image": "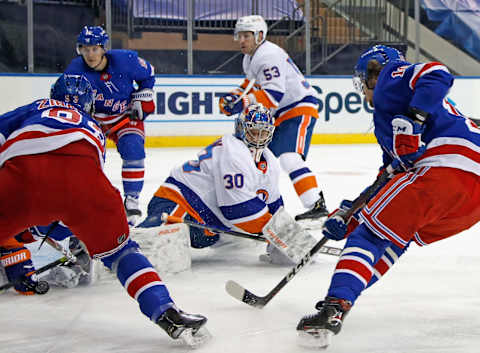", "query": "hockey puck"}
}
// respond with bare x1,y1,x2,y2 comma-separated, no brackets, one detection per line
34,280,50,295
